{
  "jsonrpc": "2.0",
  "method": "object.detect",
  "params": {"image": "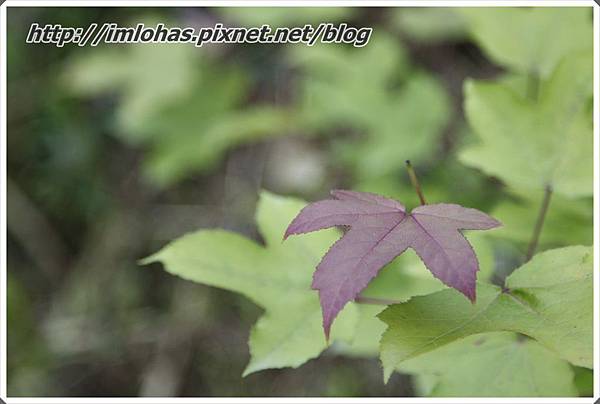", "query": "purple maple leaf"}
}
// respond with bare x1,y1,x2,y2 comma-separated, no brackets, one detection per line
284,190,501,338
